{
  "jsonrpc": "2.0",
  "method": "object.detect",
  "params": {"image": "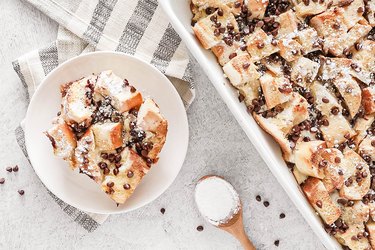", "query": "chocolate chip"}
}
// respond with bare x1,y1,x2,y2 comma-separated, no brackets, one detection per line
123,183,131,190
240,44,247,51
335,157,341,163
0,178,4,184
108,154,116,163
355,42,362,51
12,165,19,172
337,198,348,205
103,168,110,175
338,169,344,175
357,7,364,13
127,170,134,178
274,240,280,247
332,22,340,30
256,195,262,202
217,8,224,16
371,140,375,147
257,42,265,49
146,158,153,166
242,63,250,69
98,162,107,169
115,163,122,168
196,225,204,231
279,213,285,219
316,200,323,208
322,119,329,126
210,15,217,23
229,53,237,60
331,107,339,115
107,181,114,188
130,86,136,93
205,7,214,15
113,168,119,176
6,167,12,173
234,1,241,8
322,97,329,103
123,79,129,86
219,27,225,34
271,39,278,46
114,155,121,163
18,190,25,196
214,29,220,37
160,208,166,214
263,201,270,207
227,23,234,30
362,172,368,178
